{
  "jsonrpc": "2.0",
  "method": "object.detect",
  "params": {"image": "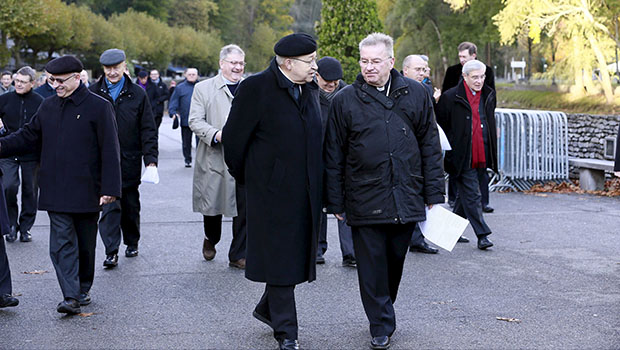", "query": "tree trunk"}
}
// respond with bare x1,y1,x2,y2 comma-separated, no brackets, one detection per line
587,33,614,103
426,16,448,78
